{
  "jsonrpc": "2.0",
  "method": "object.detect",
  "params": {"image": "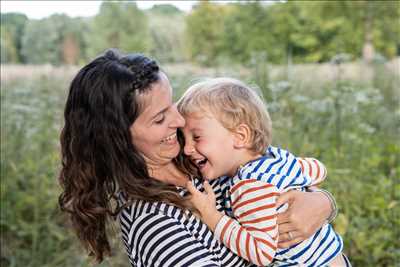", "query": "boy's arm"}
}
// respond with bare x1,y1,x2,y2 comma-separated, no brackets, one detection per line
214,179,279,266
297,157,327,186
187,179,279,266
